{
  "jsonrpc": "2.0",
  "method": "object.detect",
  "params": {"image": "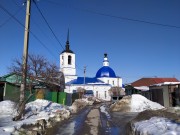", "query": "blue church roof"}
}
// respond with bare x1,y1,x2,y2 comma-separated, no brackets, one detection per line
66,77,108,85
96,66,116,78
